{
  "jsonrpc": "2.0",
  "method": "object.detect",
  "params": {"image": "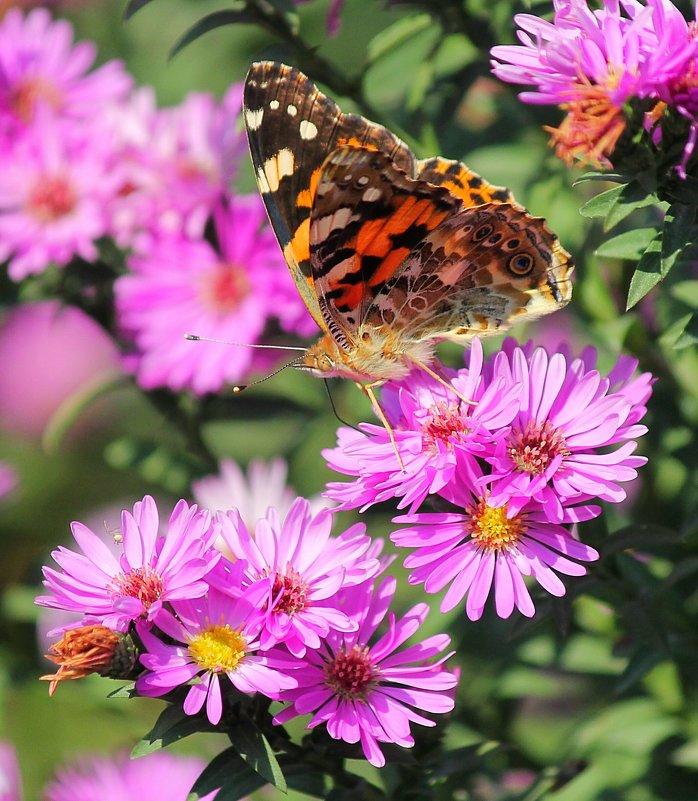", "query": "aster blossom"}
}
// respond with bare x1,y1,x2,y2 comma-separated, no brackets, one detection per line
482,339,653,522
212,497,381,656
136,583,297,725
36,496,220,632
273,577,458,767
323,338,521,513
392,469,601,621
